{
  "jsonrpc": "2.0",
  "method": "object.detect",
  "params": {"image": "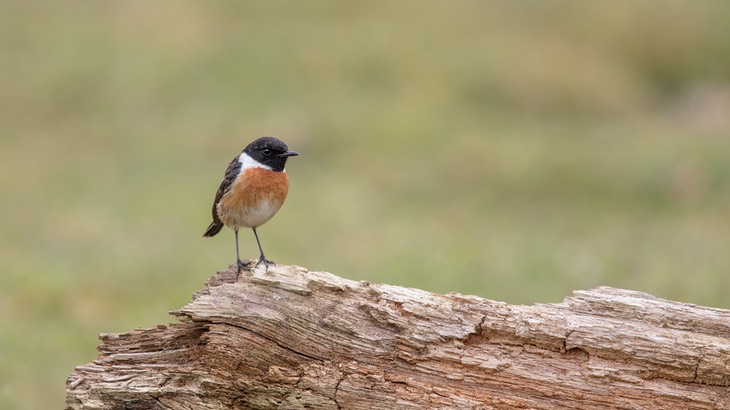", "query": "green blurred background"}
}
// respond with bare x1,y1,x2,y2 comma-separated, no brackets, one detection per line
2,1,730,408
